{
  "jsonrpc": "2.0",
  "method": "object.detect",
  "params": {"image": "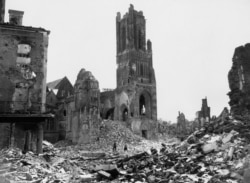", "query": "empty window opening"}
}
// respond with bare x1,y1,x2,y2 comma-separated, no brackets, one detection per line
63,109,67,116
140,64,143,76
105,108,114,120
